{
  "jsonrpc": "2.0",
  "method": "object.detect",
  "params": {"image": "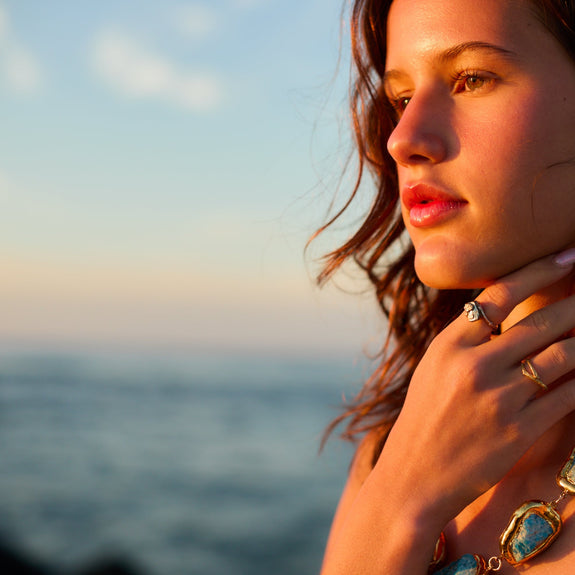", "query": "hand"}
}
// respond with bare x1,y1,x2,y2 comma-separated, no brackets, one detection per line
377,250,575,526
320,251,575,575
